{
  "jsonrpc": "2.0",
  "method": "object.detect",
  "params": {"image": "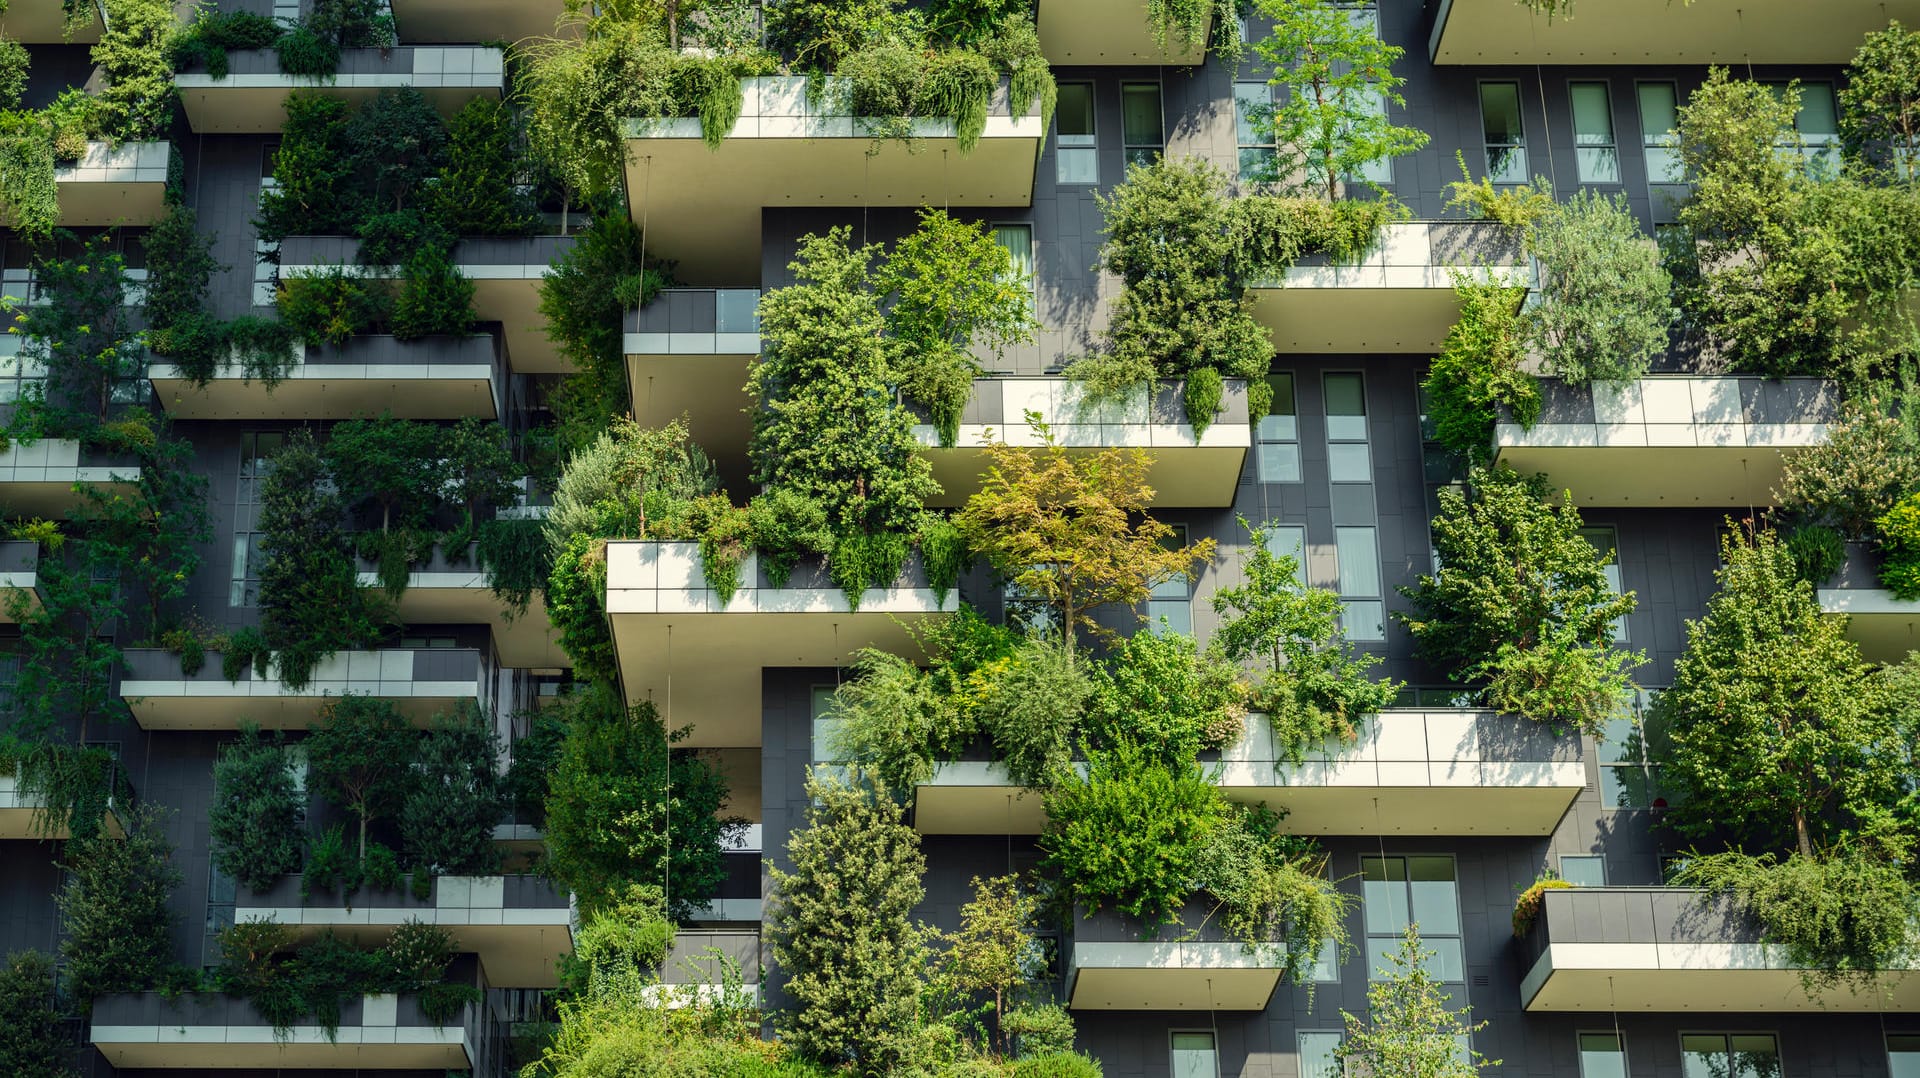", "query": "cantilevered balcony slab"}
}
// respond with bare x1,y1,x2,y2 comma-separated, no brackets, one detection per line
235,875,573,988
0,539,41,622
1818,542,1920,663
0,439,140,516
1036,0,1208,64
626,288,760,469
0,0,101,42
917,378,1250,509
0,768,129,840
914,761,1050,836
1069,904,1286,1011
623,77,1045,284
1495,376,1837,507
1247,221,1529,353
1218,710,1583,835
604,541,956,746
175,46,505,134
279,235,580,373
1519,887,1920,1011
356,543,567,668
150,334,502,420
37,141,170,226
90,990,478,1069
120,647,487,730
1429,0,1920,66
389,0,568,43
